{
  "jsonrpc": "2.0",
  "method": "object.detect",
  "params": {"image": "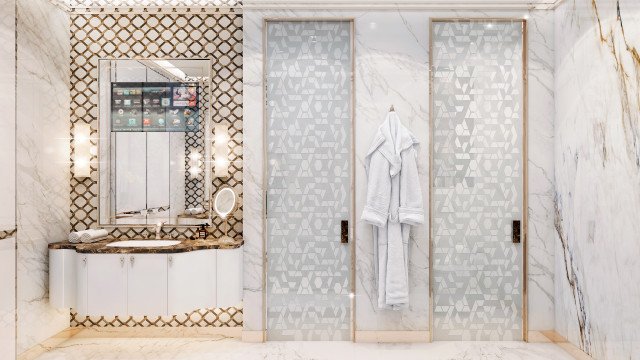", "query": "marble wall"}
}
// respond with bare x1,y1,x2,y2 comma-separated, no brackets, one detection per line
554,0,640,359
16,0,71,354
243,9,555,336
0,0,16,358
